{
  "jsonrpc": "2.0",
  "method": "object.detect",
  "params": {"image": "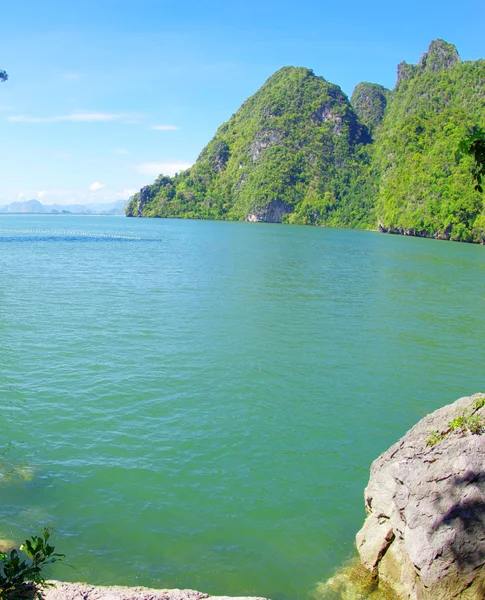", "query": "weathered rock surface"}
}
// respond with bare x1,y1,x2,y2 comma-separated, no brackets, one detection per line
356,393,485,599
43,581,269,600
245,199,293,223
